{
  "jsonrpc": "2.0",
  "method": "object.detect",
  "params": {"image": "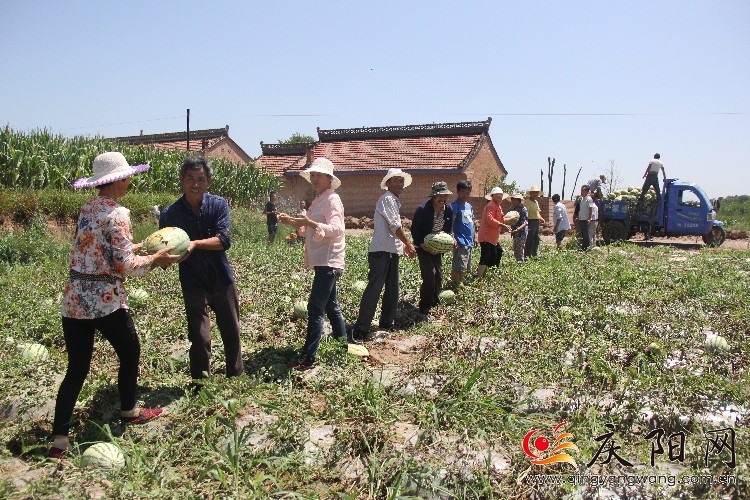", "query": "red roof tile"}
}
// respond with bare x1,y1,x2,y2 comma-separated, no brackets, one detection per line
256,119,497,176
